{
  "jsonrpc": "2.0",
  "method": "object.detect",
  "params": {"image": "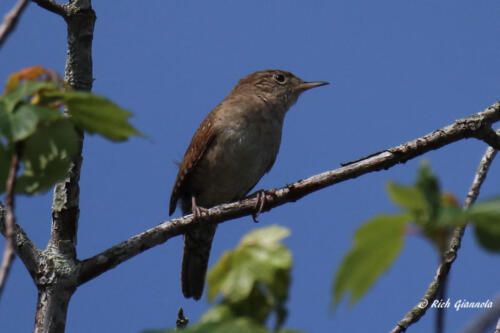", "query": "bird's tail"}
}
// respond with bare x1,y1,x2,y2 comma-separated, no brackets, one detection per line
181,224,217,300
